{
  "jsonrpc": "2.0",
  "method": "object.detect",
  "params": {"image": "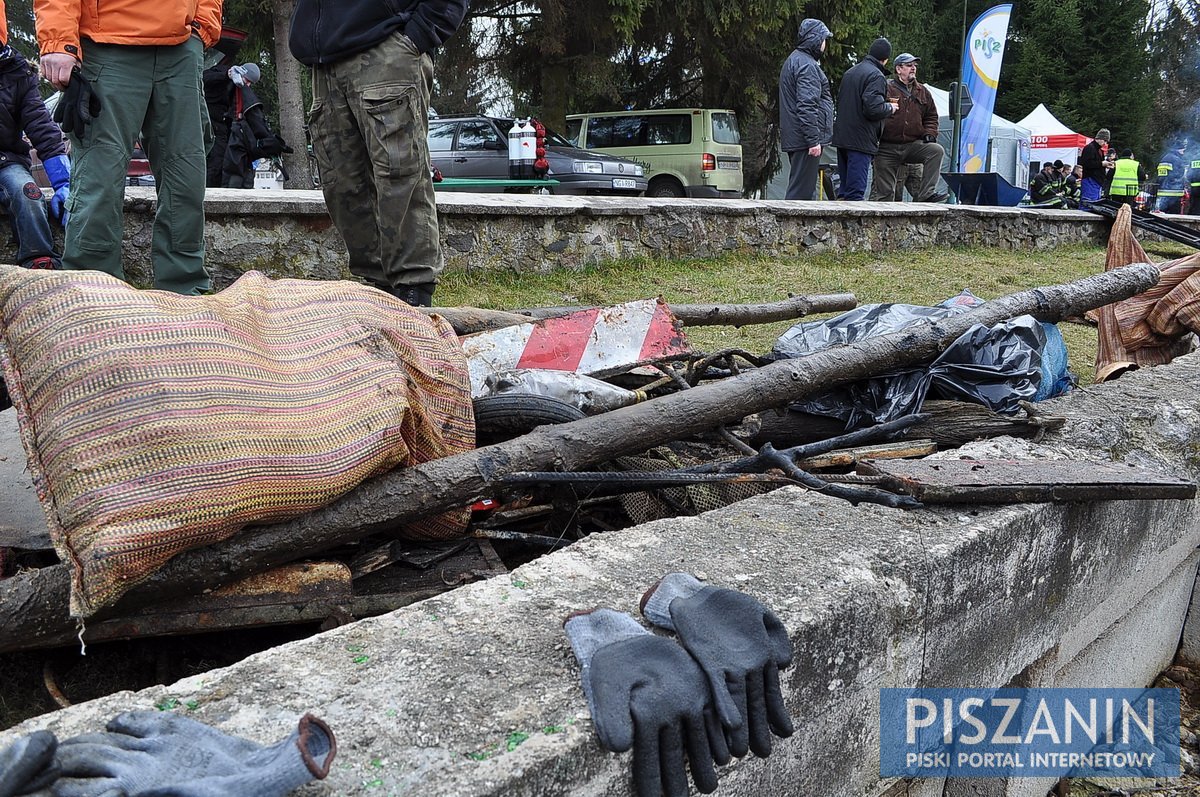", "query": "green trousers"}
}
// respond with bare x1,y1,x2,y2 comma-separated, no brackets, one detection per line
308,31,441,291
66,38,210,294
